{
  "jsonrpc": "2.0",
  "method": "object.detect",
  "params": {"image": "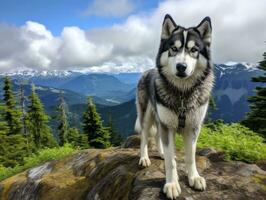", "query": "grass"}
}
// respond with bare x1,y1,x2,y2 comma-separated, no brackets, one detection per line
176,123,266,163
0,144,76,182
